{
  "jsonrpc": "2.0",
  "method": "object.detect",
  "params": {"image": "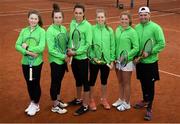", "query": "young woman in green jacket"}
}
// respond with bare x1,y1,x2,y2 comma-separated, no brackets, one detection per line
112,11,139,112
15,10,45,116
67,3,92,116
46,3,68,115
88,8,115,111
133,7,165,121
